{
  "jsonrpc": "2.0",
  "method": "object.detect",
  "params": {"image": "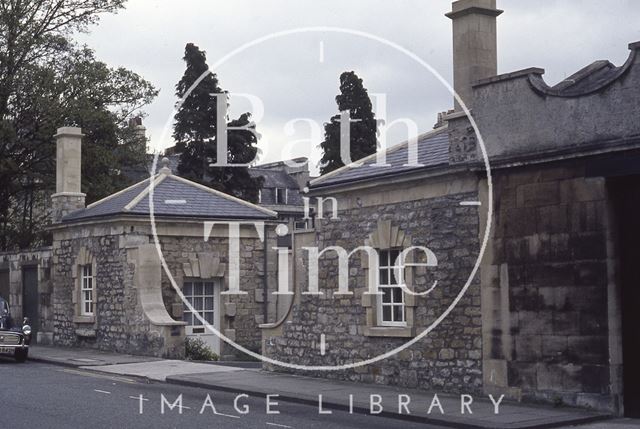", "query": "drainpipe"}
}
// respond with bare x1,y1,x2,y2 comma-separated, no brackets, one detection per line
263,223,269,324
